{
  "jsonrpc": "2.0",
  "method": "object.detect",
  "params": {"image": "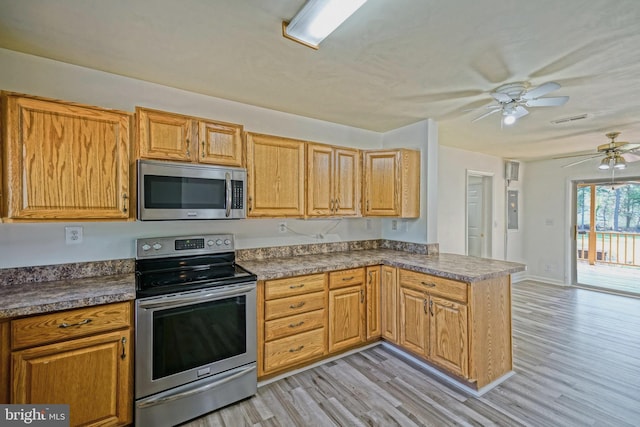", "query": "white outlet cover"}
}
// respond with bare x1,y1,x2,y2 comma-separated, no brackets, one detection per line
65,226,83,245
